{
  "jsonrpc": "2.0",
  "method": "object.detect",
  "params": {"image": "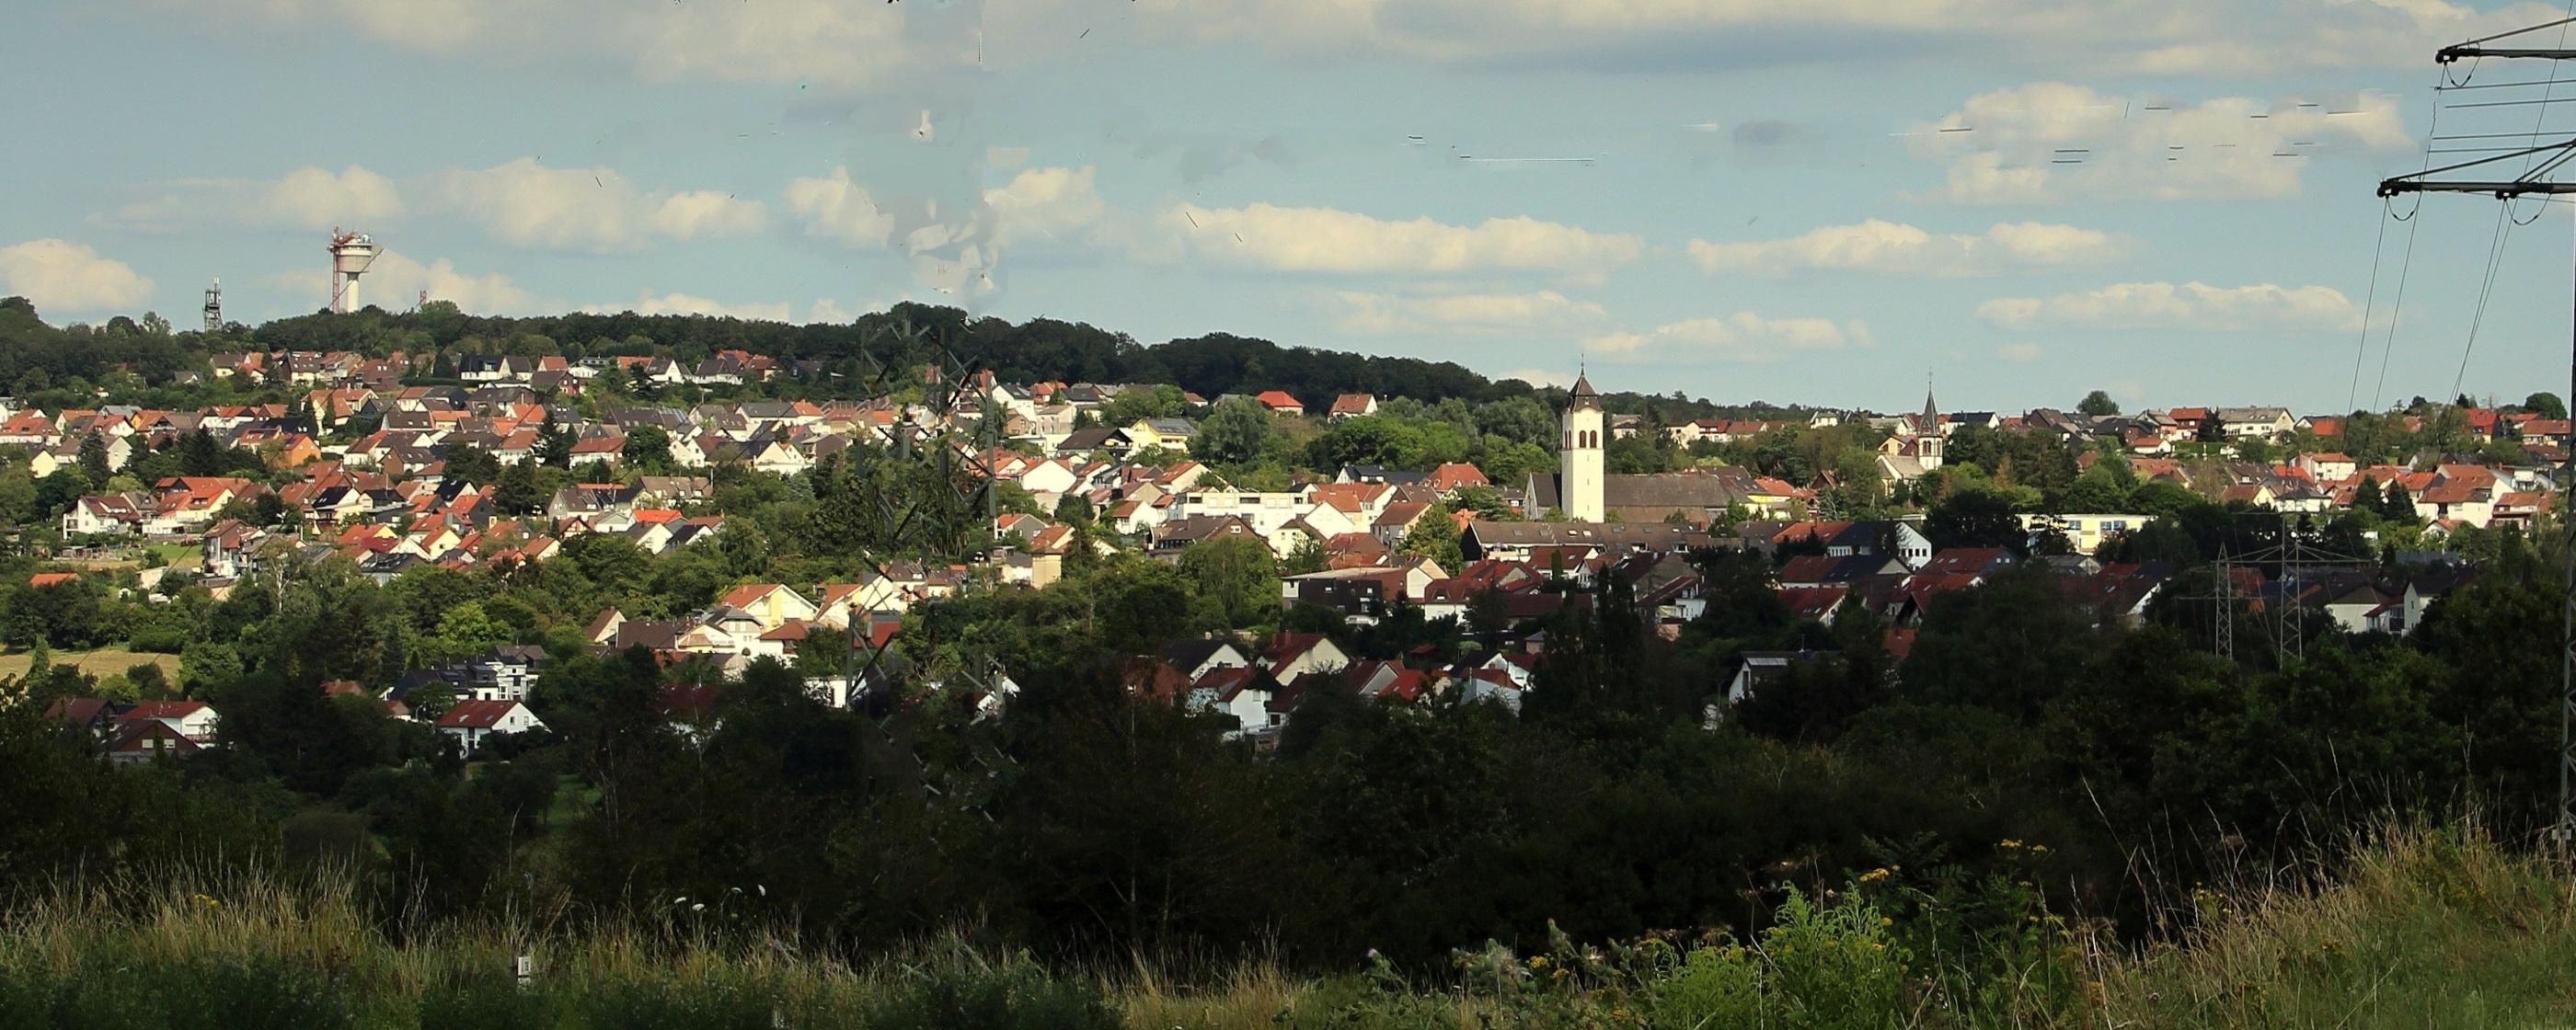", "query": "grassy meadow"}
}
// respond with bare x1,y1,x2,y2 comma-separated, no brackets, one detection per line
0,824,2567,1029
